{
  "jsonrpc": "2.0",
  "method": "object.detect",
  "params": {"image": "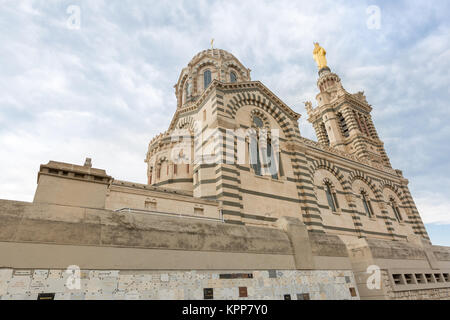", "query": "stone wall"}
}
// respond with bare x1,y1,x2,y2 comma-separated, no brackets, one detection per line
0,268,359,300
382,271,450,300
